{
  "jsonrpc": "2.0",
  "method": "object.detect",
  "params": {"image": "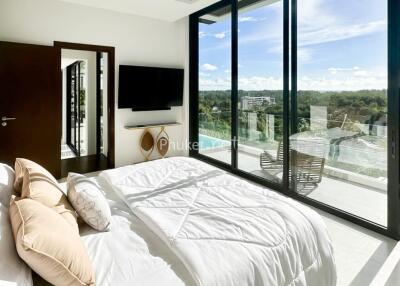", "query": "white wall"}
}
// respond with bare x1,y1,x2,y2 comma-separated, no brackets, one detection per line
0,0,189,167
